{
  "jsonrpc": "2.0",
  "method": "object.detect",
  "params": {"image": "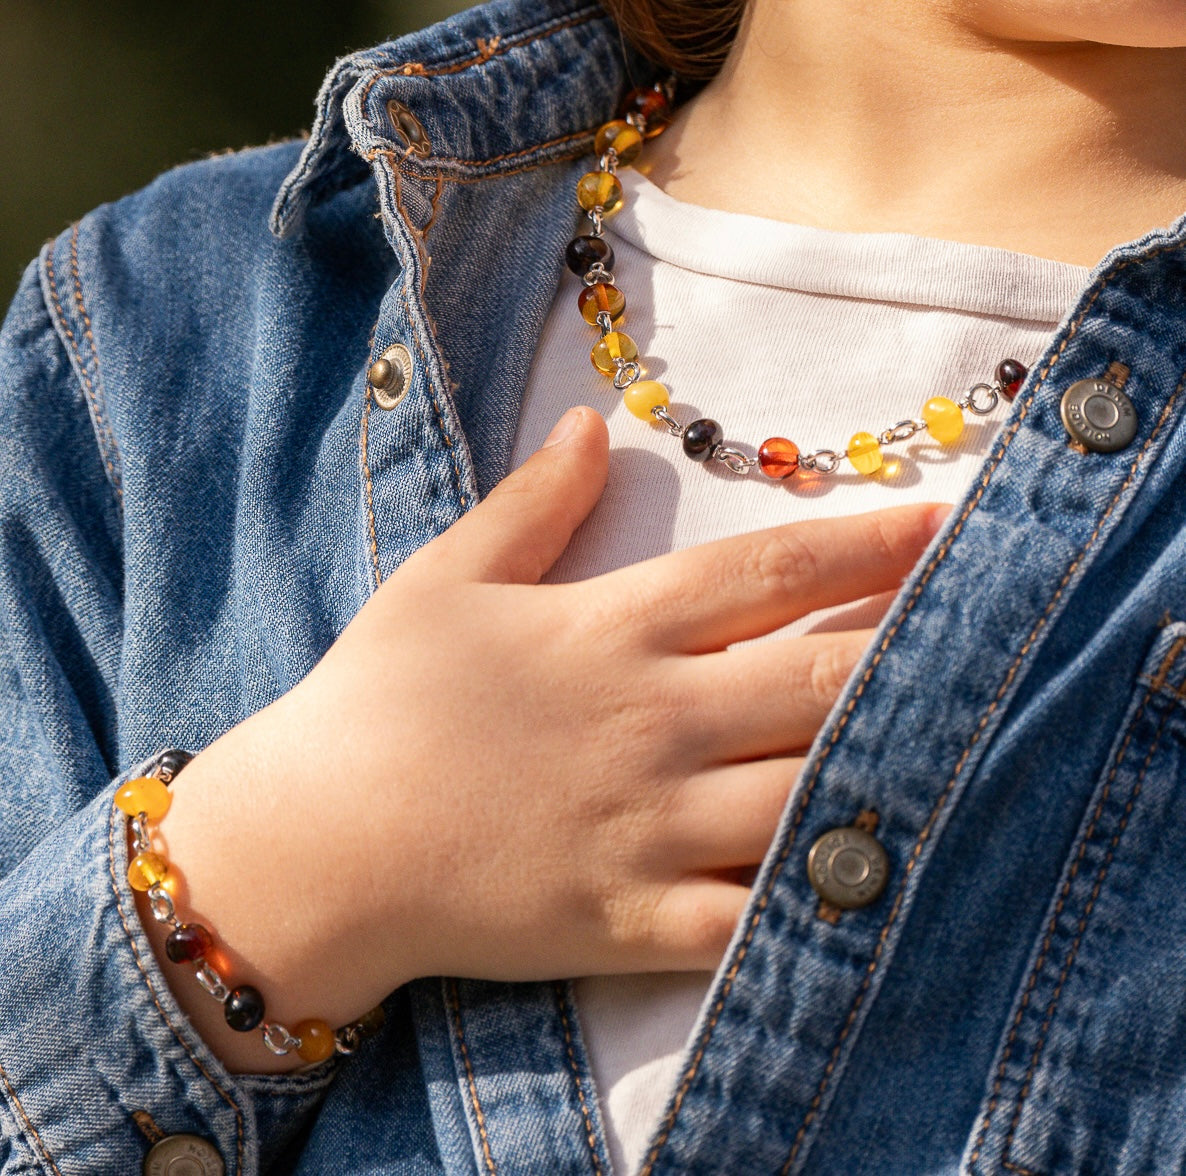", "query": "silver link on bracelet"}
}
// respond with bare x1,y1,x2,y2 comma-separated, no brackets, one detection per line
262,1022,302,1056
146,883,177,926
195,963,230,1003
651,406,684,437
